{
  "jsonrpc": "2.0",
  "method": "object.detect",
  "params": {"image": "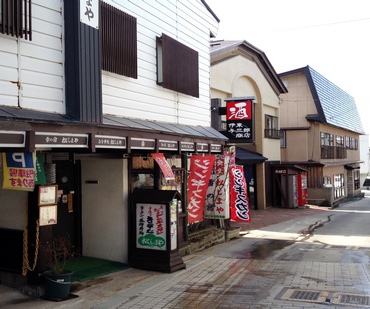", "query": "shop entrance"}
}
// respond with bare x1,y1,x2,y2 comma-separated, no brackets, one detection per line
54,160,82,250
